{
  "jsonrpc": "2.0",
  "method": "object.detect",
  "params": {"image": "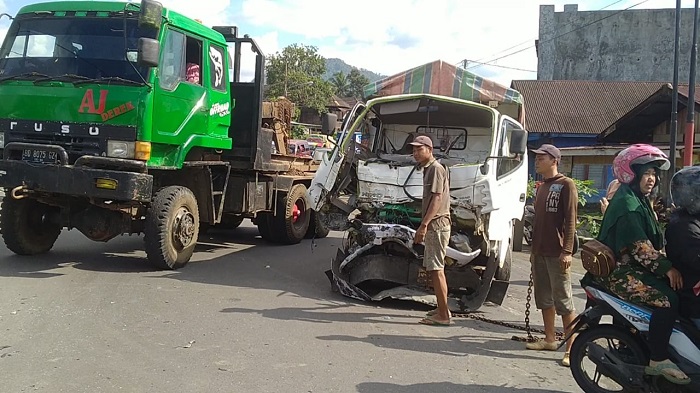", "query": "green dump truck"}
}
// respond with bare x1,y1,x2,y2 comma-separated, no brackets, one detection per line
0,0,327,269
